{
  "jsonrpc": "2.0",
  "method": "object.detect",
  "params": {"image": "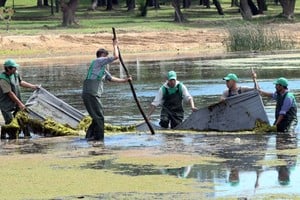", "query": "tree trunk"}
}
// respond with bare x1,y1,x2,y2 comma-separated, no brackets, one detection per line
279,0,295,20
61,0,78,26
257,0,267,14
154,0,160,9
55,0,60,12
240,0,252,20
44,0,49,6
37,0,43,7
147,0,154,7
112,0,118,5
172,0,185,23
91,0,98,10
231,0,238,7
0,0,7,6
51,0,54,15
248,0,259,15
148,0,160,8
204,0,210,8
98,0,107,6
182,0,191,8
213,0,224,15
127,0,135,11
106,0,113,10
49,0,59,13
